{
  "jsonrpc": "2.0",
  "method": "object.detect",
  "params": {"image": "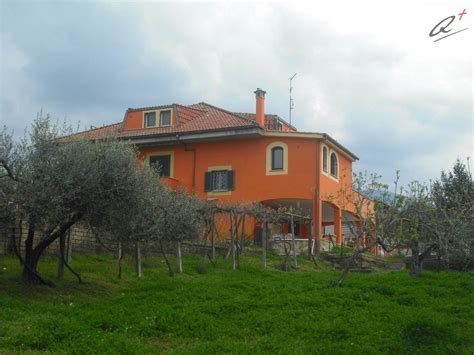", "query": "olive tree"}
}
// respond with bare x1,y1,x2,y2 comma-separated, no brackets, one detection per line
431,159,473,270
399,181,438,276
388,160,472,276
0,114,170,285
156,189,202,274
328,171,406,286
